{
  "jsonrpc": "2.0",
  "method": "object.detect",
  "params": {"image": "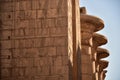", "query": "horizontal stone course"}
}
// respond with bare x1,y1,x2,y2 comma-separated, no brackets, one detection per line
0,0,72,80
